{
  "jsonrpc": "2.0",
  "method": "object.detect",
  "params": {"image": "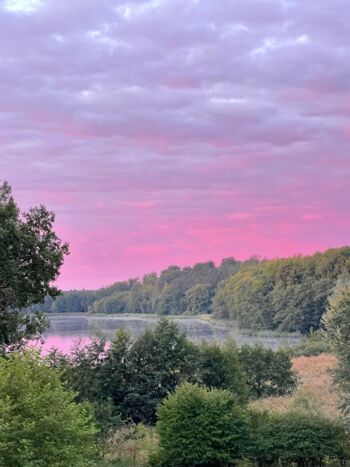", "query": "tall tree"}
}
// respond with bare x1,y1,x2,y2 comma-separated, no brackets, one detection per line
0,181,69,351
323,277,350,418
